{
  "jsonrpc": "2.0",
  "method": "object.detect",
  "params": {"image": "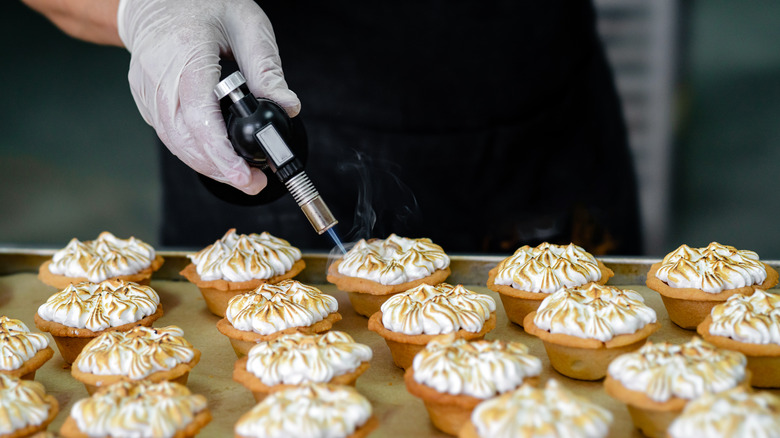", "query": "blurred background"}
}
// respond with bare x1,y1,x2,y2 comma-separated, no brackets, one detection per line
1,0,779,257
